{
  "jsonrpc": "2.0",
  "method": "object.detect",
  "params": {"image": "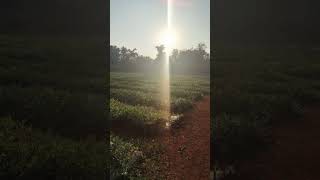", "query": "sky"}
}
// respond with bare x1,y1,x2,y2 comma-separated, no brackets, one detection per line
110,0,210,58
